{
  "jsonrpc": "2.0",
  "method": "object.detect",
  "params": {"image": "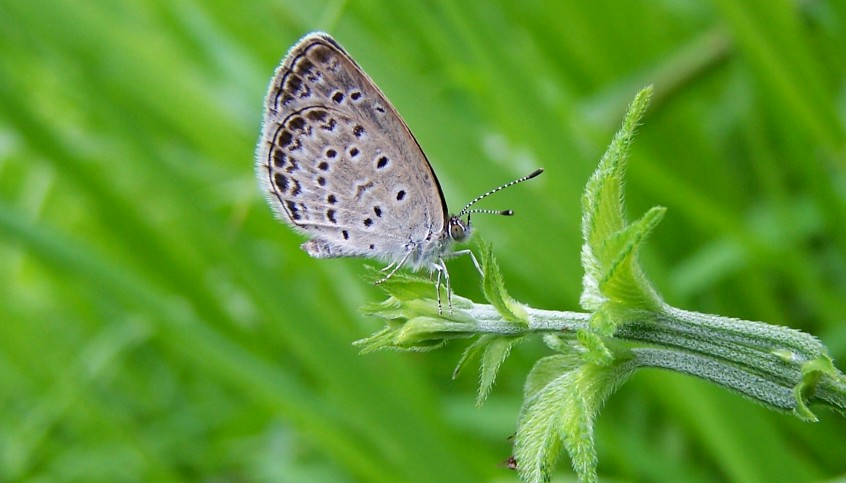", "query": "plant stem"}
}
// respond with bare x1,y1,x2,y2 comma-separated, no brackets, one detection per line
461,301,846,414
